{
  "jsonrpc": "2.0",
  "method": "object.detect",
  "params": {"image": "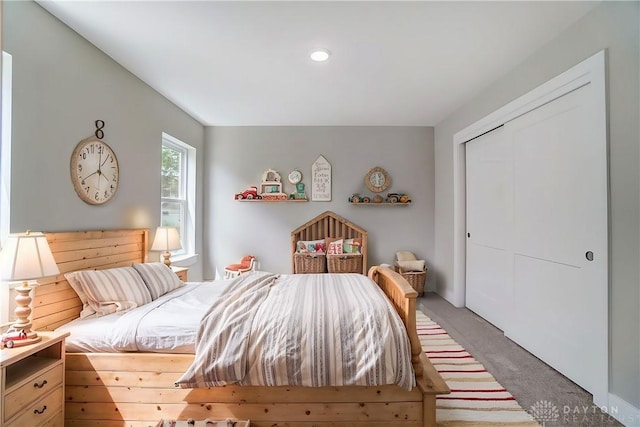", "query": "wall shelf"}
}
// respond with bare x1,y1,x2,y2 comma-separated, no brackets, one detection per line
237,199,308,203
349,202,411,206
